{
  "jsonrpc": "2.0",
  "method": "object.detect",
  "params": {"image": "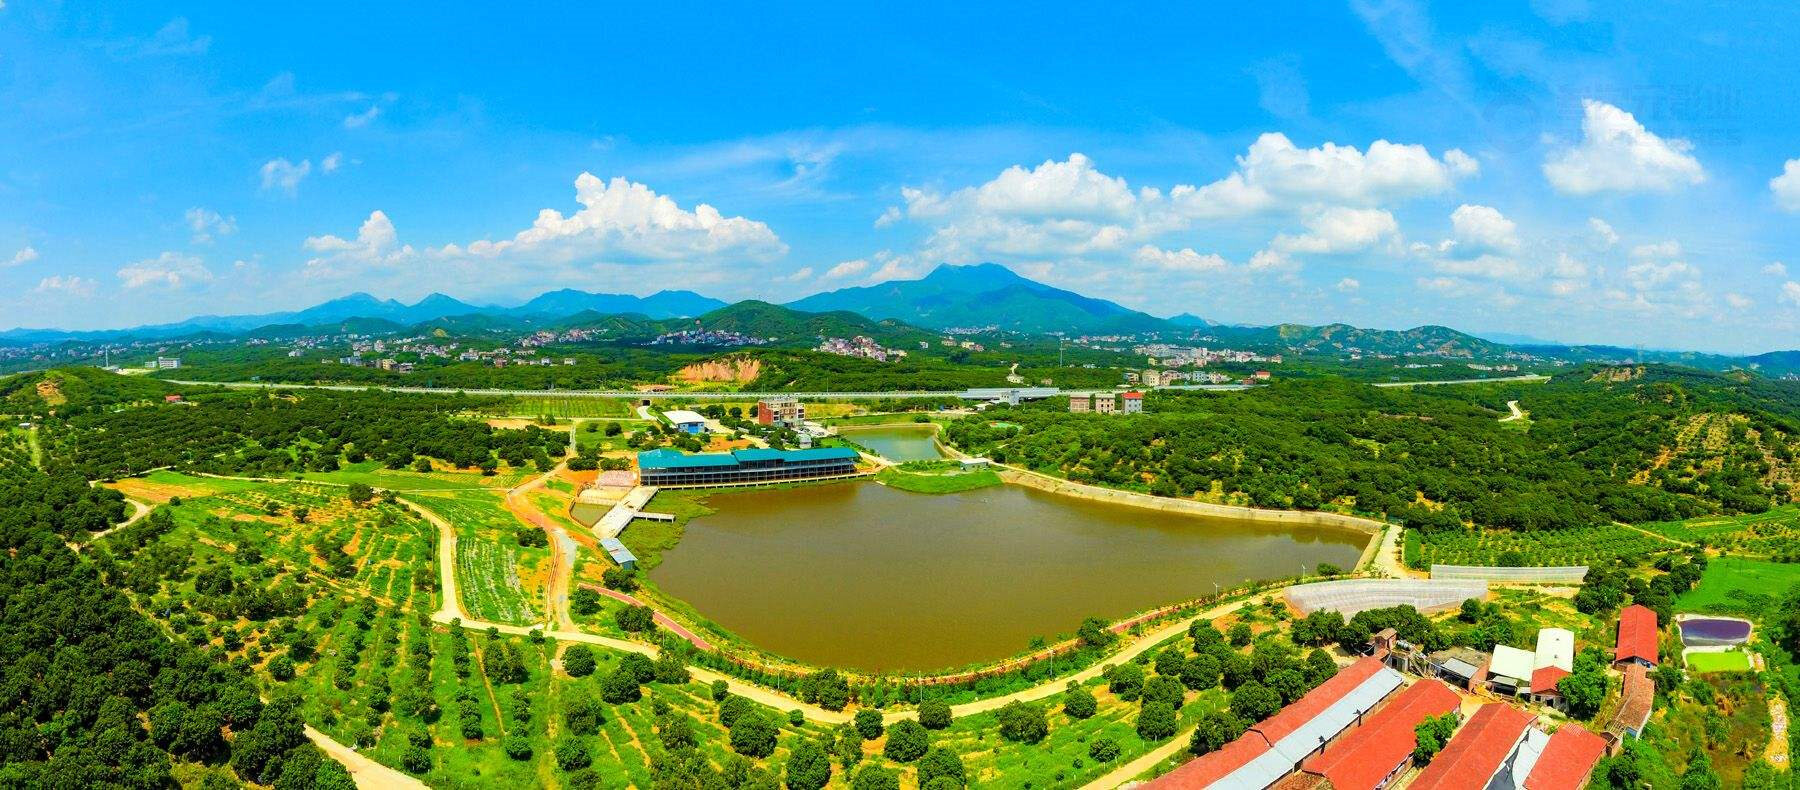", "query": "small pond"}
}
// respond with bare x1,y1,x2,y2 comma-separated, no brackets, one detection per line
838,424,946,463
1678,616,1752,646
